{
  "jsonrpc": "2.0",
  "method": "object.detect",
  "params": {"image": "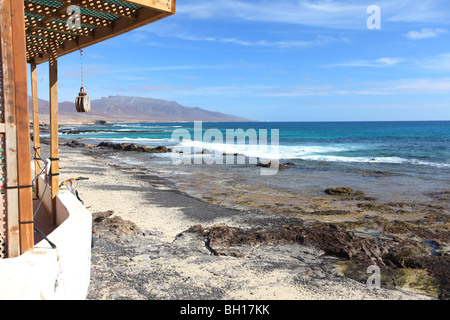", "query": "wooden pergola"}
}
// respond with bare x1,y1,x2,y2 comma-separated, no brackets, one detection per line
0,0,175,258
